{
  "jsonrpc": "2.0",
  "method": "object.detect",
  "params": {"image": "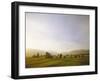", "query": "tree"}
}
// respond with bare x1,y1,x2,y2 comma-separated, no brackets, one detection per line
45,52,52,58
59,53,62,58
37,52,39,57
